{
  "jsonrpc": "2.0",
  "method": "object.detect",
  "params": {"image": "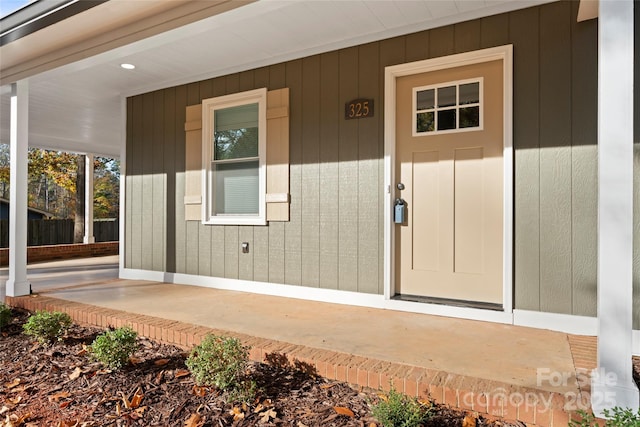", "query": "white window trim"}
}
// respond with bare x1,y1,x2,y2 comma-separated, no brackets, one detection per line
201,88,267,226
412,77,484,136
